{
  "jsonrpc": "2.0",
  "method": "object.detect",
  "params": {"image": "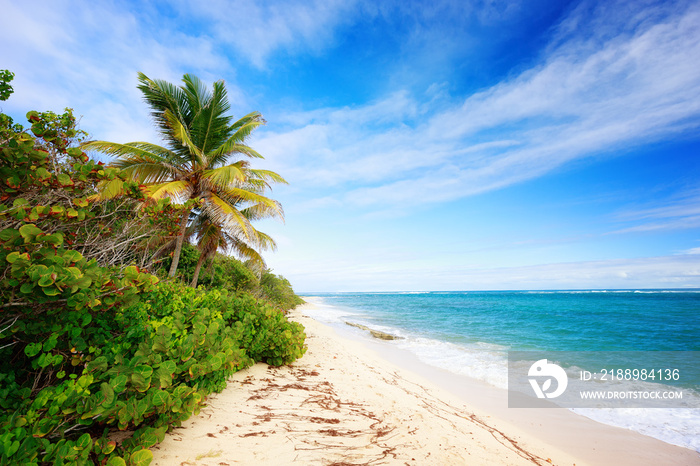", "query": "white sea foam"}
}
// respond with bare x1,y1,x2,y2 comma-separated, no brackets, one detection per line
394,336,510,389
300,296,365,324
523,289,700,294
572,407,700,451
